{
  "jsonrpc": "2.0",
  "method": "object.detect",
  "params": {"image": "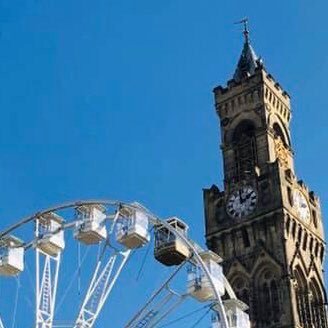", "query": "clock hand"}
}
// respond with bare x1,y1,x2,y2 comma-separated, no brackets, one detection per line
239,189,243,203
240,193,245,203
